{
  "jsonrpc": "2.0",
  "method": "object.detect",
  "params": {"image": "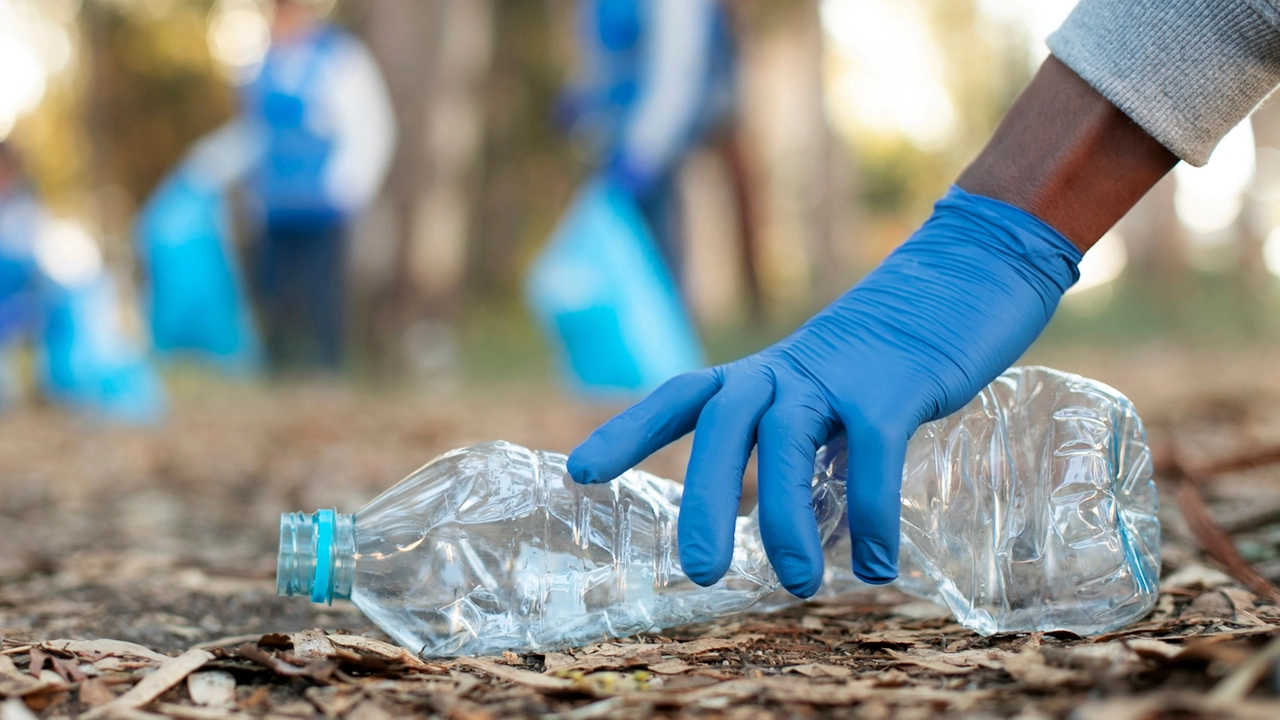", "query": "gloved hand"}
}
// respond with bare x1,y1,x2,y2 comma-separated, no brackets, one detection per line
566,186,1082,596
